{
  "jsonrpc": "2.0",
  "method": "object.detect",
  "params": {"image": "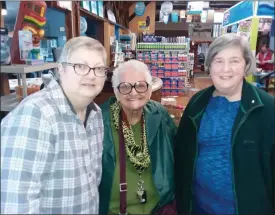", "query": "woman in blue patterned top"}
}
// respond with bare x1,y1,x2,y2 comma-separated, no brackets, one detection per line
175,33,274,215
